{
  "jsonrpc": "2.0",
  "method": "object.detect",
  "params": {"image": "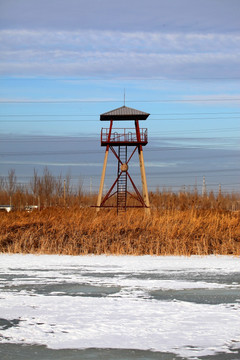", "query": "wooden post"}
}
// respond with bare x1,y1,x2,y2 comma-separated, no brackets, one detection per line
63,179,66,206
96,120,113,212
135,120,150,215
96,147,109,211
138,148,150,215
